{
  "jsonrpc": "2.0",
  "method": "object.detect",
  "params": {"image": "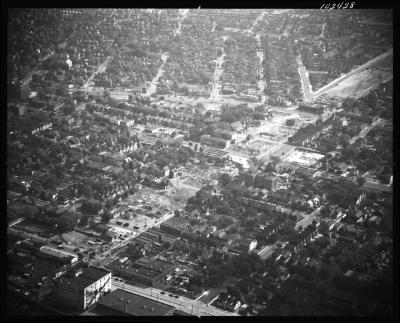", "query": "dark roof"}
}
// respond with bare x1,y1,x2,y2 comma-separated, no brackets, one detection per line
98,289,175,316
81,267,110,281
58,267,110,289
